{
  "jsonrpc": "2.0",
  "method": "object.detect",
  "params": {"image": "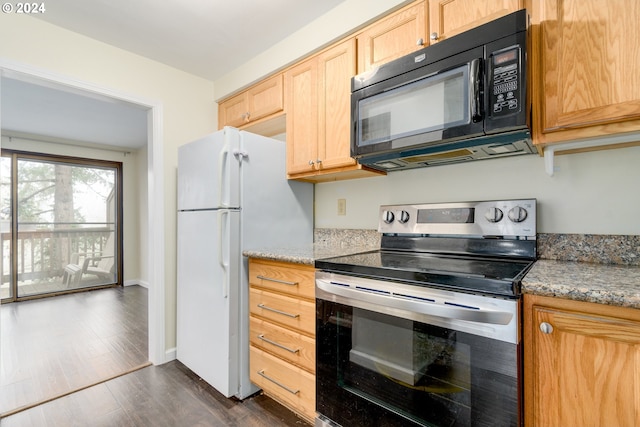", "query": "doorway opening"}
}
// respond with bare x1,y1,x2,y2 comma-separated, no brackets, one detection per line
0,61,166,365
